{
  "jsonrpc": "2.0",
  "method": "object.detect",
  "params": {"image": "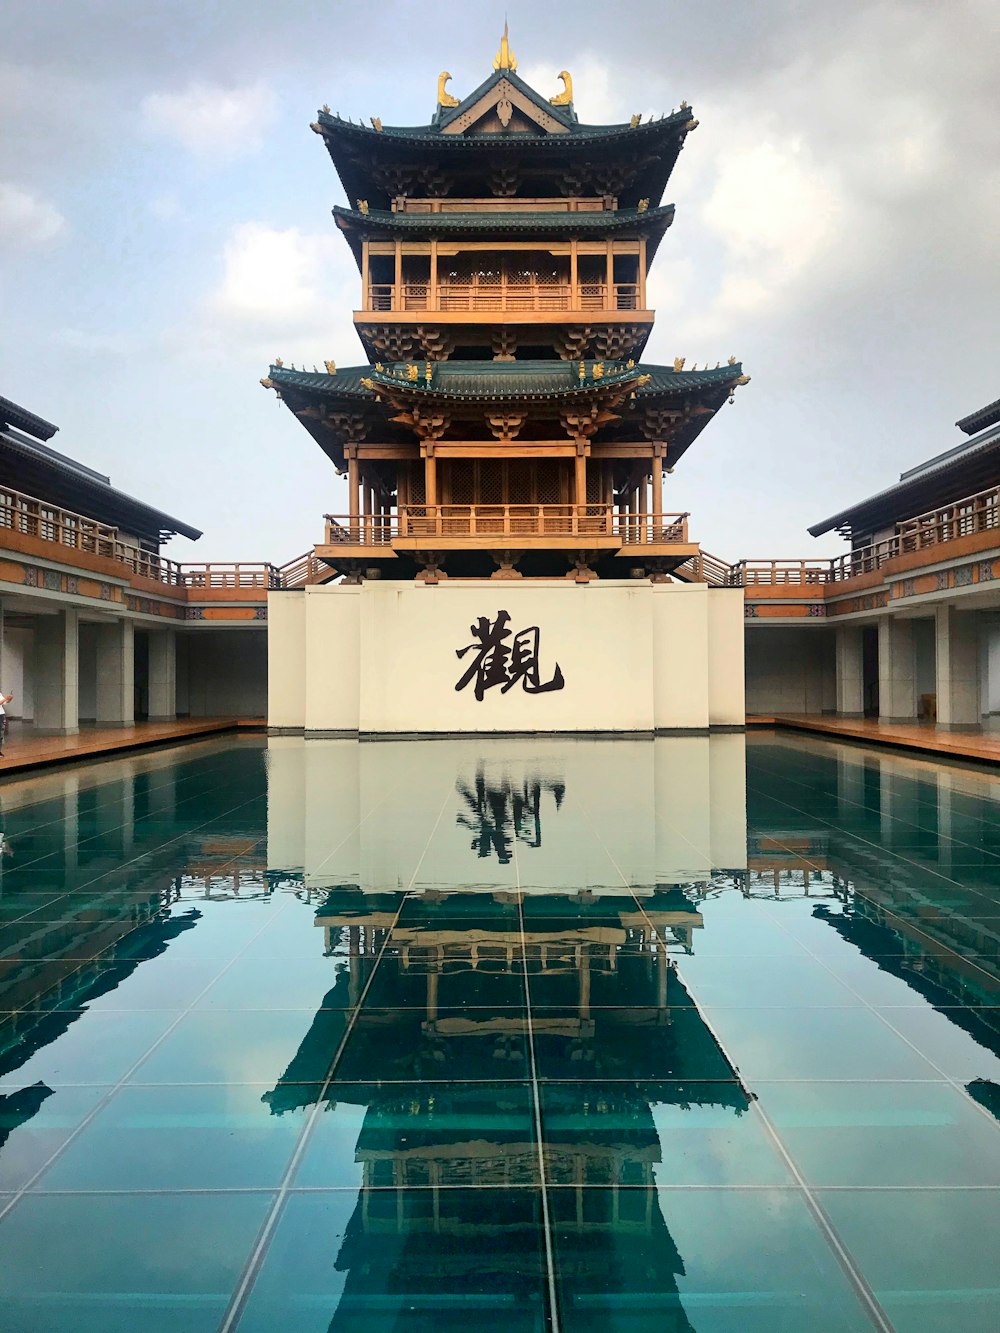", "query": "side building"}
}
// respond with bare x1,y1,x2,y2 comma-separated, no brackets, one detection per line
739,395,1000,728
0,394,276,732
